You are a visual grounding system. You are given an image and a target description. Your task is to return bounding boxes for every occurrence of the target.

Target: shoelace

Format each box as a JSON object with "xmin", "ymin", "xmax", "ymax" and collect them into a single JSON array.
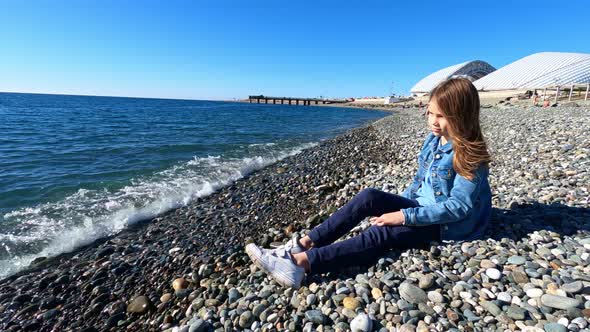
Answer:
[{"xmin": 277, "ymin": 238, "xmax": 296, "ymax": 252}]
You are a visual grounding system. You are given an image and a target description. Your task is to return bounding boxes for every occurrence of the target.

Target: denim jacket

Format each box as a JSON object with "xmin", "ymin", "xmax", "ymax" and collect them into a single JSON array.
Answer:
[{"xmin": 401, "ymin": 133, "xmax": 492, "ymax": 241}]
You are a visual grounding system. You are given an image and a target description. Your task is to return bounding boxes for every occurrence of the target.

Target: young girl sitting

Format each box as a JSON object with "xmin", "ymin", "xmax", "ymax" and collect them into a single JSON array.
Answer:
[{"xmin": 246, "ymin": 78, "xmax": 492, "ymax": 289}]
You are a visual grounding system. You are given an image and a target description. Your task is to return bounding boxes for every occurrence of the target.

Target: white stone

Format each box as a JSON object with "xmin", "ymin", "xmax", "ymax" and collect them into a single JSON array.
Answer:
[
  {"xmin": 526, "ymin": 288, "xmax": 544, "ymax": 298},
  {"xmin": 515, "ymin": 321, "xmax": 526, "ymax": 330},
  {"xmin": 558, "ymin": 317, "xmax": 569, "ymax": 326},
  {"xmin": 551, "ymin": 248, "xmax": 565, "ymax": 256},
  {"xmin": 350, "ymin": 313, "xmax": 372, "ymax": 332},
  {"xmin": 486, "ymin": 268, "xmax": 502, "ymax": 280},
  {"xmin": 497, "ymin": 292, "xmax": 512, "ymax": 303},
  {"xmin": 482, "ymin": 288, "xmax": 495, "ymax": 299},
  {"xmin": 459, "ymin": 291, "xmax": 473, "ymax": 299},
  {"xmin": 572, "ymin": 317, "xmax": 588, "ymax": 328},
  {"xmin": 512, "ymin": 296, "xmax": 522, "ymax": 305}
]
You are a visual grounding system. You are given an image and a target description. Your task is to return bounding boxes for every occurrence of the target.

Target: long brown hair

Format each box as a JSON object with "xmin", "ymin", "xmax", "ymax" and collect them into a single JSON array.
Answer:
[{"xmin": 430, "ymin": 78, "xmax": 491, "ymax": 180}]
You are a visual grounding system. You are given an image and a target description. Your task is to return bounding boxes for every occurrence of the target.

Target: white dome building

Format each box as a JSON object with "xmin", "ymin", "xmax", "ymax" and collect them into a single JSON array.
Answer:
[
  {"xmin": 410, "ymin": 60, "xmax": 496, "ymax": 96},
  {"xmin": 473, "ymin": 52, "xmax": 590, "ymax": 91}
]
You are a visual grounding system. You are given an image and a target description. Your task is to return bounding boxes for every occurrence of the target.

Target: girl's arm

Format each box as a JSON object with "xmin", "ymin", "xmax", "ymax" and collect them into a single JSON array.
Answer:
[
  {"xmin": 400, "ymin": 166, "xmax": 488, "ymax": 226},
  {"xmin": 401, "ymin": 133, "xmax": 436, "ymax": 199}
]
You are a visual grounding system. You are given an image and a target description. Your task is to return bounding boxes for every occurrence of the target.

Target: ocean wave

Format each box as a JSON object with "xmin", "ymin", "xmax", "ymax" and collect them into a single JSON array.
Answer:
[{"xmin": 0, "ymin": 142, "xmax": 316, "ymax": 279}]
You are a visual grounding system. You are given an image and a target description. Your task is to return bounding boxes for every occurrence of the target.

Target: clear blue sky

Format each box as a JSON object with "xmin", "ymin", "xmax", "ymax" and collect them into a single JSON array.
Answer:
[{"xmin": 1, "ymin": 1, "xmax": 588, "ymax": 100}]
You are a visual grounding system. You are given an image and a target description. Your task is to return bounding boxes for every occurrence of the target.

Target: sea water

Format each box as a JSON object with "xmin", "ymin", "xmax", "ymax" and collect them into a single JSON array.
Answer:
[{"xmin": 0, "ymin": 92, "xmax": 387, "ymax": 278}]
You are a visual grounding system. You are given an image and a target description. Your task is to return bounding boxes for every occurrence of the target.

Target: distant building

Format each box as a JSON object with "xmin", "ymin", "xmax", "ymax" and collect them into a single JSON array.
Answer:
[
  {"xmin": 473, "ymin": 52, "xmax": 590, "ymax": 90},
  {"xmin": 410, "ymin": 60, "xmax": 496, "ymax": 96}
]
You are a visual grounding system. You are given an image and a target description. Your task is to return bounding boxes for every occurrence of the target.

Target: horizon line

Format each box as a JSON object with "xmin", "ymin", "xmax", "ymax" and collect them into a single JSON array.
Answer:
[{"xmin": 0, "ymin": 90, "xmax": 238, "ymax": 103}]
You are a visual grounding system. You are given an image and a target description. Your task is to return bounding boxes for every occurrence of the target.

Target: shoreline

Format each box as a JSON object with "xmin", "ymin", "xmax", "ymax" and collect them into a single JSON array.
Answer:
[{"xmin": 1, "ymin": 105, "xmax": 589, "ymax": 331}]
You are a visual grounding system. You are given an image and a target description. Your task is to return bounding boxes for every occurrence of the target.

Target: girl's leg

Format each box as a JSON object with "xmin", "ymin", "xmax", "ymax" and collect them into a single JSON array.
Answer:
[
  {"xmin": 306, "ymin": 188, "xmax": 418, "ymax": 248},
  {"xmin": 301, "ymin": 224, "xmax": 440, "ymax": 274}
]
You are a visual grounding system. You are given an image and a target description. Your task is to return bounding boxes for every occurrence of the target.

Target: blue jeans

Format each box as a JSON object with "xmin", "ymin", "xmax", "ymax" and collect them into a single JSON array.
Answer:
[{"xmin": 306, "ymin": 188, "xmax": 440, "ymax": 274}]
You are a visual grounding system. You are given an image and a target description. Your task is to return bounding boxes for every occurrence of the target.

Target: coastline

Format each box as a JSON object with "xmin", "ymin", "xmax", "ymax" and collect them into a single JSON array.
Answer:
[{"xmin": 1, "ymin": 104, "xmax": 589, "ymax": 331}]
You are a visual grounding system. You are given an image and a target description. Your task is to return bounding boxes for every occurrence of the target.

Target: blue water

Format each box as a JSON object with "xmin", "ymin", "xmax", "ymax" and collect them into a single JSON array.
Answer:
[{"xmin": 0, "ymin": 92, "xmax": 387, "ymax": 278}]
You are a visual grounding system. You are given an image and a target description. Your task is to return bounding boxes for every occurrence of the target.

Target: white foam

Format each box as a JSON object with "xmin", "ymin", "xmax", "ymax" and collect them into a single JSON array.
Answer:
[{"xmin": 0, "ymin": 142, "xmax": 316, "ymax": 279}]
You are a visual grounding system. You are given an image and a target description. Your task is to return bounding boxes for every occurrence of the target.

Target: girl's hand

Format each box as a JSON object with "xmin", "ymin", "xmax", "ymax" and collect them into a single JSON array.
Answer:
[{"xmin": 370, "ymin": 211, "xmax": 405, "ymax": 226}]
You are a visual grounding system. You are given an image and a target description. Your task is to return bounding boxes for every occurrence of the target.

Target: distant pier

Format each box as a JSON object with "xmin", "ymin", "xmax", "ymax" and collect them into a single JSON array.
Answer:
[{"xmin": 248, "ymin": 95, "xmax": 349, "ymax": 106}]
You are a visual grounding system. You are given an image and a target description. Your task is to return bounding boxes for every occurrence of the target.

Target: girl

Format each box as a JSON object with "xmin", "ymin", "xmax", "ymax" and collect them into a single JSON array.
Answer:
[{"xmin": 246, "ymin": 78, "xmax": 492, "ymax": 289}]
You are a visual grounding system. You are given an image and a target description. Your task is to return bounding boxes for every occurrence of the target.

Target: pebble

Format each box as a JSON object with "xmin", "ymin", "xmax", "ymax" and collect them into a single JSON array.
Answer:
[
  {"xmin": 544, "ymin": 323, "xmax": 567, "ymax": 332},
  {"xmin": 540, "ymin": 294, "xmax": 582, "ymax": 310},
  {"xmin": 526, "ymin": 288, "xmax": 544, "ymax": 298},
  {"xmin": 507, "ymin": 255, "xmax": 526, "ymax": 265},
  {"xmin": 562, "ymin": 281, "xmax": 584, "ymax": 294},
  {"xmin": 427, "ymin": 291, "xmax": 444, "ymax": 303},
  {"xmin": 418, "ymin": 274, "xmax": 435, "ymax": 289},
  {"xmin": 399, "ymin": 283, "xmax": 427, "ymax": 304},
  {"xmin": 350, "ymin": 313, "xmax": 372, "ymax": 332},
  {"xmin": 486, "ymin": 268, "xmax": 502, "ymax": 280},
  {"xmin": 304, "ymin": 310, "xmax": 326, "ymax": 325},
  {"xmin": 239, "ymin": 311, "xmax": 253, "ymax": 328},
  {"xmin": 343, "ymin": 297, "xmax": 360, "ymax": 310},
  {"xmin": 172, "ymin": 278, "xmax": 188, "ymax": 291},
  {"xmin": 481, "ymin": 300, "xmax": 502, "ymax": 317},
  {"xmin": 507, "ymin": 305, "xmax": 526, "ymax": 320},
  {"xmin": 127, "ymin": 296, "xmax": 152, "ymax": 314},
  {"xmin": 497, "ymin": 292, "xmax": 512, "ymax": 303}
]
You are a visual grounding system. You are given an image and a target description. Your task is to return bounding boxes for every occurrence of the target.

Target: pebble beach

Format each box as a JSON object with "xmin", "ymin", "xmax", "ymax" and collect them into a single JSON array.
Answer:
[{"xmin": 1, "ymin": 102, "xmax": 589, "ymax": 332}]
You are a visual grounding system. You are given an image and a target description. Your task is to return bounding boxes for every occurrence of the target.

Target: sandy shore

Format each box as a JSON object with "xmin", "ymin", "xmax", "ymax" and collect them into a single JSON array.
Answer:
[{"xmin": 1, "ymin": 103, "xmax": 589, "ymax": 331}]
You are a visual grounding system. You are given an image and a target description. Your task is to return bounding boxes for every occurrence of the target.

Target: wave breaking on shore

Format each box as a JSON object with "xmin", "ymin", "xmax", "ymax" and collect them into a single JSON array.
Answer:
[{"xmin": 0, "ymin": 142, "xmax": 317, "ymax": 279}]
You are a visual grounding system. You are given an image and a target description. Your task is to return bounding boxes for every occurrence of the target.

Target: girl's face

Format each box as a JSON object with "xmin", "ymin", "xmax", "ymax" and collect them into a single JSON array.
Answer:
[{"xmin": 427, "ymin": 99, "xmax": 450, "ymax": 141}]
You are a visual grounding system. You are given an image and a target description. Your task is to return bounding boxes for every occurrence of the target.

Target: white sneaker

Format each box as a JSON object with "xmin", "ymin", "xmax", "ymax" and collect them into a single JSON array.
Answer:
[
  {"xmin": 272, "ymin": 236, "xmax": 306, "ymax": 254},
  {"xmin": 245, "ymin": 243, "xmax": 305, "ymax": 289}
]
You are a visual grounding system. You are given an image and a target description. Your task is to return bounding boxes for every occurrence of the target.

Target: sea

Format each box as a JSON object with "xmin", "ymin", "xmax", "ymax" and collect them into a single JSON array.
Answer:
[{"xmin": 0, "ymin": 92, "xmax": 387, "ymax": 279}]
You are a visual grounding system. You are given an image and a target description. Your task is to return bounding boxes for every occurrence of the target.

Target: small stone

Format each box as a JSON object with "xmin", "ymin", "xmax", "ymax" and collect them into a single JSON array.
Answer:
[
  {"xmin": 306, "ymin": 293, "xmax": 317, "ymax": 306},
  {"xmin": 239, "ymin": 311, "xmax": 254, "ymax": 328},
  {"xmin": 544, "ymin": 322, "xmax": 567, "ymax": 332},
  {"xmin": 41, "ymin": 309, "xmax": 59, "ymax": 321},
  {"xmin": 371, "ymin": 288, "xmax": 383, "ymax": 300},
  {"xmin": 512, "ymin": 271, "xmax": 529, "ymax": 284},
  {"xmin": 418, "ymin": 274, "xmax": 435, "ymax": 289},
  {"xmin": 497, "ymin": 292, "xmax": 512, "ymax": 303},
  {"xmin": 572, "ymin": 317, "xmax": 587, "ymax": 329},
  {"xmin": 127, "ymin": 296, "xmax": 152, "ymax": 314},
  {"xmin": 399, "ymin": 282, "xmax": 427, "ymax": 304},
  {"xmin": 446, "ymin": 309, "xmax": 459, "ymax": 321},
  {"xmin": 336, "ymin": 287, "xmax": 350, "ymax": 295},
  {"xmin": 228, "ymin": 288, "xmax": 241, "ymax": 304},
  {"xmin": 427, "ymin": 291, "xmax": 444, "ymax": 303},
  {"xmin": 350, "ymin": 313, "xmax": 372, "ymax": 332},
  {"xmin": 399, "ymin": 324, "xmax": 416, "ymax": 332},
  {"xmin": 252, "ymin": 303, "xmax": 267, "ymax": 318},
  {"xmin": 160, "ymin": 293, "xmax": 172, "ymax": 303},
  {"xmin": 189, "ymin": 319, "xmax": 208, "ymax": 332},
  {"xmin": 309, "ymin": 283, "xmax": 319, "ymax": 293},
  {"xmin": 481, "ymin": 300, "xmax": 502, "ymax": 316},
  {"xmin": 486, "ymin": 268, "xmax": 502, "ymax": 280},
  {"xmin": 562, "ymin": 281, "xmax": 583, "ymax": 294},
  {"xmin": 172, "ymin": 278, "xmax": 188, "ymax": 291},
  {"xmin": 343, "ymin": 297, "xmax": 360, "ymax": 310},
  {"xmin": 480, "ymin": 260, "xmax": 496, "ymax": 269},
  {"xmin": 507, "ymin": 256, "xmax": 526, "ymax": 265},
  {"xmin": 540, "ymin": 294, "xmax": 581, "ymax": 310},
  {"xmin": 305, "ymin": 310, "xmax": 326, "ymax": 325},
  {"xmin": 526, "ymin": 288, "xmax": 544, "ymax": 298},
  {"xmin": 507, "ymin": 306, "xmax": 526, "ymax": 320}
]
